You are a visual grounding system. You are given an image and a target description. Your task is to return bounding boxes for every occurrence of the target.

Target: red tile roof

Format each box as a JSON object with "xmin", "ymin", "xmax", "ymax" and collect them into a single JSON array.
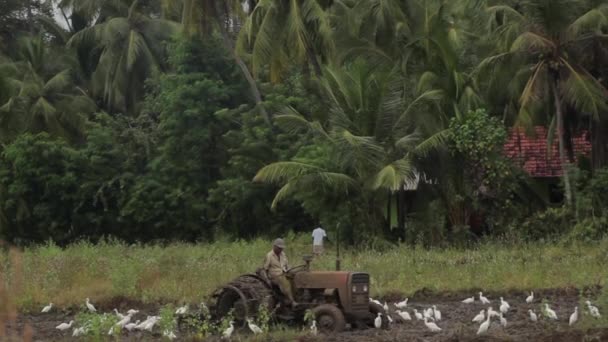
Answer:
[{"xmin": 503, "ymin": 126, "xmax": 591, "ymax": 178}]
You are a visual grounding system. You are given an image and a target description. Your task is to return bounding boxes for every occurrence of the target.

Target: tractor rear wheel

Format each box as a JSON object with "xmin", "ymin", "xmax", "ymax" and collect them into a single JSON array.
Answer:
[{"xmin": 311, "ymin": 304, "xmax": 346, "ymax": 333}]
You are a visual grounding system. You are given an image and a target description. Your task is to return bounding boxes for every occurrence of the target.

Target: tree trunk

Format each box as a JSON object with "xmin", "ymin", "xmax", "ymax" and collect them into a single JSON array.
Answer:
[
  {"xmin": 386, "ymin": 192, "xmax": 392, "ymax": 231},
  {"xmin": 306, "ymin": 47, "xmax": 323, "ymax": 78},
  {"xmin": 213, "ymin": 2, "xmax": 272, "ymax": 127},
  {"xmin": 398, "ymin": 187, "xmax": 405, "ymax": 231},
  {"xmin": 550, "ymin": 77, "xmax": 573, "ymax": 207}
]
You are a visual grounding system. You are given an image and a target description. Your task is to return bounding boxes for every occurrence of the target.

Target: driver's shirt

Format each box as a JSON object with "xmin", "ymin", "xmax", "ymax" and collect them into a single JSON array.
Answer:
[{"xmin": 263, "ymin": 250, "xmax": 289, "ymax": 279}]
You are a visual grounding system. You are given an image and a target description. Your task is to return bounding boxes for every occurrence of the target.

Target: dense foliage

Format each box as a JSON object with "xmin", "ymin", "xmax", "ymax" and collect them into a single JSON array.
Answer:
[{"xmin": 0, "ymin": 0, "xmax": 607, "ymax": 246}]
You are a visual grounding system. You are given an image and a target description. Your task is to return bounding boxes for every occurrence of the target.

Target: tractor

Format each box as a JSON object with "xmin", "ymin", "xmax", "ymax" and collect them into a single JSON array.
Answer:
[{"xmin": 208, "ymin": 255, "xmax": 385, "ymax": 332}]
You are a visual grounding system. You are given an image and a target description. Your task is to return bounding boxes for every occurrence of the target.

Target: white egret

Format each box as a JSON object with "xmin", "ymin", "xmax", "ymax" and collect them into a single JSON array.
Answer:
[
  {"xmin": 529, "ymin": 310, "xmax": 538, "ymax": 322},
  {"xmin": 396, "ymin": 310, "xmax": 412, "ymax": 321},
  {"xmin": 586, "ymin": 301, "xmax": 601, "ymax": 318},
  {"xmin": 125, "ymin": 320, "xmax": 140, "ymax": 331},
  {"xmin": 134, "ymin": 317, "xmax": 149, "ymax": 330},
  {"xmin": 41, "ymin": 303, "xmax": 53, "ymax": 313},
  {"xmin": 175, "ymin": 304, "xmax": 189, "ymax": 315},
  {"xmin": 163, "ymin": 330, "xmax": 177, "ymax": 340},
  {"xmin": 500, "ymin": 297, "xmax": 511, "ymax": 309},
  {"xmin": 72, "ymin": 327, "xmax": 85, "ymax": 336},
  {"xmin": 85, "ymin": 298, "xmax": 96, "ymax": 312},
  {"xmin": 462, "ymin": 297, "xmax": 475, "ymax": 304},
  {"xmin": 247, "ymin": 318, "xmax": 263, "ymax": 334},
  {"xmin": 472, "ymin": 310, "xmax": 485, "ymax": 323},
  {"xmin": 479, "ymin": 292, "xmax": 491, "ymax": 304},
  {"xmin": 433, "ymin": 305, "xmax": 442, "ymax": 321},
  {"xmin": 499, "ymin": 313, "xmax": 507, "ymax": 327},
  {"xmin": 395, "ymin": 298, "xmax": 408, "ymax": 309},
  {"xmin": 114, "ymin": 309, "xmax": 125, "ymax": 319},
  {"xmin": 423, "ymin": 308, "xmax": 434, "ymax": 319},
  {"xmin": 500, "ymin": 302, "xmax": 509, "ymax": 314},
  {"xmin": 488, "ymin": 307, "xmax": 500, "ymax": 318},
  {"xmin": 116, "ymin": 313, "xmax": 132, "ymax": 328},
  {"xmin": 526, "ymin": 292, "xmax": 534, "ymax": 304},
  {"xmin": 477, "ymin": 314, "xmax": 491, "ymax": 335},
  {"xmin": 310, "ymin": 320, "xmax": 317, "ymax": 336},
  {"xmin": 414, "ymin": 309, "xmax": 423, "ymax": 320},
  {"xmin": 387, "ymin": 314, "xmax": 393, "ymax": 324},
  {"xmin": 127, "ymin": 309, "xmax": 139, "ymax": 315},
  {"xmin": 369, "ymin": 298, "xmax": 382, "ymax": 307},
  {"xmin": 56, "ymin": 320, "xmax": 74, "ymax": 331},
  {"xmin": 374, "ymin": 313, "xmax": 382, "ymax": 329},
  {"xmin": 569, "ymin": 307, "xmax": 578, "ymax": 326},
  {"xmin": 424, "ymin": 317, "xmax": 441, "ymax": 332},
  {"xmin": 144, "ymin": 316, "xmax": 160, "ymax": 331},
  {"xmin": 544, "ymin": 304, "xmax": 558, "ymax": 320},
  {"xmin": 383, "ymin": 302, "xmax": 389, "ymax": 312},
  {"xmin": 222, "ymin": 321, "xmax": 235, "ymax": 339}
]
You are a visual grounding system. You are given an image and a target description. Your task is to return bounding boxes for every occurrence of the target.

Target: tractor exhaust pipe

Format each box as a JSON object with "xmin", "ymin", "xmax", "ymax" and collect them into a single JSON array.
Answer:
[{"xmin": 336, "ymin": 223, "xmax": 341, "ymax": 271}]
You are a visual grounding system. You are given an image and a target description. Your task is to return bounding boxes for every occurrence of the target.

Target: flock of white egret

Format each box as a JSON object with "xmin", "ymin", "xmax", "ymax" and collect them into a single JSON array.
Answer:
[
  {"xmin": 369, "ymin": 291, "xmax": 603, "ymax": 336},
  {"xmin": 43, "ymin": 299, "xmax": 193, "ymax": 339},
  {"xmin": 43, "ymin": 291, "xmax": 602, "ymax": 338}
]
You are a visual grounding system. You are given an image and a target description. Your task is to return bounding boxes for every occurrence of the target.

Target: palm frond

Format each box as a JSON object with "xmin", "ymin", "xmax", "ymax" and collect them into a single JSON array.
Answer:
[
  {"xmin": 371, "ymin": 158, "xmax": 416, "ymax": 191},
  {"xmin": 270, "ymin": 171, "xmax": 356, "ymax": 208},
  {"xmin": 253, "ymin": 161, "xmax": 322, "ymax": 184},
  {"xmin": 560, "ymin": 58, "xmax": 608, "ymax": 121},
  {"xmin": 510, "ymin": 32, "xmax": 555, "ymax": 53},
  {"xmin": 567, "ymin": 5, "xmax": 608, "ymax": 39},
  {"xmin": 393, "ymin": 89, "xmax": 445, "ymax": 132},
  {"xmin": 43, "ymin": 70, "xmax": 72, "ymax": 95},
  {"xmin": 413, "ymin": 129, "xmax": 450, "ymax": 157},
  {"xmin": 274, "ymin": 107, "xmax": 331, "ymax": 139},
  {"xmin": 518, "ymin": 61, "xmax": 545, "ymax": 110},
  {"xmin": 126, "ymin": 31, "xmax": 154, "ymax": 72}
]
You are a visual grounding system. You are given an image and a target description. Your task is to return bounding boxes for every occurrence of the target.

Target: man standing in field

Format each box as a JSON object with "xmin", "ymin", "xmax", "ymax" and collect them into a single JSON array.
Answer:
[
  {"xmin": 312, "ymin": 225, "xmax": 327, "ymax": 256},
  {"xmin": 263, "ymin": 238, "xmax": 297, "ymax": 308}
]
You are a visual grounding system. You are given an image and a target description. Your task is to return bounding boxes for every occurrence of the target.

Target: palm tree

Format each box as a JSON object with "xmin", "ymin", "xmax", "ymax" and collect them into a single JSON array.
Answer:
[
  {"xmin": 67, "ymin": 0, "xmax": 178, "ymax": 114},
  {"xmin": 236, "ymin": 0, "xmax": 334, "ymax": 81},
  {"xmin": 479, "ymin": 0, "xmax": 608, "ymax": 206},
  {"xmin": 254, "ymin": 60, "xmax": 421, "ymax": 237},
  {"xmin": 0, "ymin": 35, "xmax": 96, "ymax": 143}
]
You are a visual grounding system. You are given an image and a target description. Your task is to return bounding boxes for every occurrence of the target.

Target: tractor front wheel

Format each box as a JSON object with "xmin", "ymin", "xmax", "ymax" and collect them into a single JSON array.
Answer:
[{"xmin": 311, "ymin": 304, "xmax": 346, "ymax": 333}]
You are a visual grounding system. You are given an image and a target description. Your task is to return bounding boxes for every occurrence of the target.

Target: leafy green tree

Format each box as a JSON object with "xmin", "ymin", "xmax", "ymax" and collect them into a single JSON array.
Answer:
[
  {"xmin": 480, "ymin": 0, "xmax": 608, "ymax": 206},
  {"xmin": 0, "ymin": 133, "xmax": 86, "ymax": 244},
  {"xmin": 209, "ymin": 73, "xmax": 317, "ymax": 238},
  {"xmin": 134, "ymin": 35, "xmax": 249, "ymax": 240}
]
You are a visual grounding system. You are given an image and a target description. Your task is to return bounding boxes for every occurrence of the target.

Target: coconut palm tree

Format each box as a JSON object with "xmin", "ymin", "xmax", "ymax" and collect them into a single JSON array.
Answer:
[
  {"xmin": 0, "ymin": 35, "xmax": 96, "ymax": 143},
  {"xmin": 67, "ymin": 0, "xmax": 178, "ymax": 114},
  {"xmin": 254, "ymin": 60, "xmax": 423, "ymax": 236},
  {"xmin": 236, "ymin": 0, "xmax": 334, "ymax": 81},
  {"xmin": 479, "ymin": 0, "xmax": 608, "ymax": 206}
]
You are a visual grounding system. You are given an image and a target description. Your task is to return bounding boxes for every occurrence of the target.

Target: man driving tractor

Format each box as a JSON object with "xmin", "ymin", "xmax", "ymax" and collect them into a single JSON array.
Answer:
[{"xmin": 263, "ymin": 238, "xmax": 298, "ymax": 308}]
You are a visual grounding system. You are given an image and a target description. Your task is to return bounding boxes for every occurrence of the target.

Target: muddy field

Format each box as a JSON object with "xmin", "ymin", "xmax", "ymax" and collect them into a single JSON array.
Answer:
[{"xmin": 4, "ymin": 288, "xmax": 607, "ymax": 341}]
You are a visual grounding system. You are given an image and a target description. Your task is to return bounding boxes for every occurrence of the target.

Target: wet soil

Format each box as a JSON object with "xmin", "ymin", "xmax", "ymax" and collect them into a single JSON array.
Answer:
[{"xmin": 4, "ymin": 289, "xmax": 607, "ymax": 341}]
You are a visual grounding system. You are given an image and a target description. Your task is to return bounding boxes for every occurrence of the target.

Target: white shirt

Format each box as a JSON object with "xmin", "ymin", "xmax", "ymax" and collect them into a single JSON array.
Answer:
[{"xmin": 312, "ymin": 227, "xmax": 327, "ymax": 246}]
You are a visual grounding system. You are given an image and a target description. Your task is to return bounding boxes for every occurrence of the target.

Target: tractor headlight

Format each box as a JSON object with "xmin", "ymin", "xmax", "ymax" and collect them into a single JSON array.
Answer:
[
  {"xmin": 363, "ymin": 285, "xmax": 368, "ymax": 292},
  {"xmin": 352, "ymin": 285, "xmax": 357, "ymax": 292}
]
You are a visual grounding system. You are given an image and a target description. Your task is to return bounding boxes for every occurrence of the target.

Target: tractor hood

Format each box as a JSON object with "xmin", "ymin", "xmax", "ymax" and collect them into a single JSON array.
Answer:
[{"xmin": 293, "ymin": 271, "xmax": 352, "ymax": 288}]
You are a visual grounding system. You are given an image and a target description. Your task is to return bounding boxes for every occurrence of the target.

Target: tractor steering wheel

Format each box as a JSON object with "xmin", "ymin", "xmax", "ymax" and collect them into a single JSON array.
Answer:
[{"xmin": 286, "ymin": 264, "xmax": 308, "ymax": 275}]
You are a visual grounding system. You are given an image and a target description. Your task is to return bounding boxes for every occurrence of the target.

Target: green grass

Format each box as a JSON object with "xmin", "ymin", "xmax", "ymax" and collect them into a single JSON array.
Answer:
[{"xmin": 2, "ymin": 235, "xmax": 608, "ymax": 312}]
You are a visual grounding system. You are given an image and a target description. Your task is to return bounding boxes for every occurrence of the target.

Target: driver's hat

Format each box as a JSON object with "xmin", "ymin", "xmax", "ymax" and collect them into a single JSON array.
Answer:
[{"xmin": 273, "ymin": 238, "xmax": 286, "ymax": 249}]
